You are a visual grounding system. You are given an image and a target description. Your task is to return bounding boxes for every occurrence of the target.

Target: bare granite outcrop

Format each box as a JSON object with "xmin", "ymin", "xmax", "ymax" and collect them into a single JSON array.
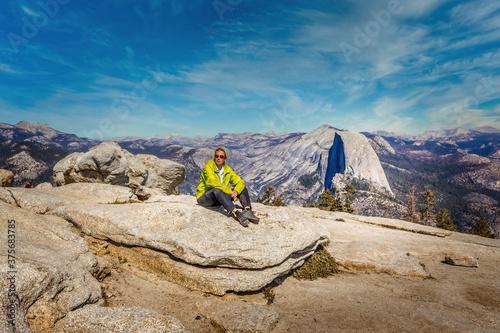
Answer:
[
  {"xmin": 2, "ymin": 183, "xmax": 499, "ymax": 332},
  {"xmin": 53, "ymin": 141, "xmax": 185, "ymax": 199},
  {"xmin": 53, "ymin": 305, "xmax": 190, "ymax": 333},
  {"xmin": 0, "ymin": 201, "xmax": 104, "ymax": 332},
  {"xmin": 0, "ymin": 183, "xmax": 329, "ymax": 330},
  {"xmin": 0, "ymin": 169, "xmax": 14, "ymax": 187},
  {"xmin": 0, "ymin": 189, "xmax": 190, "ymax": 333}
]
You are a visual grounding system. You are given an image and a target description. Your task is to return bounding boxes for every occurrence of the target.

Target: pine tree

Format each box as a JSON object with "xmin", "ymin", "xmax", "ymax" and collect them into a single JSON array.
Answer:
[
  {"xmin": 271, "ymin": 195, "xmax": 286, "ymax": 206},
  {"xmin": 257, "ymin": 185, "xmax": 274, "ymax": 205},
  {"xmin": 435, "ymin": 207, "xmax": 456, "ymax": 231},
  {"xmin": 302, "ymin": 202, "xmax": 307, "ymax": 207},
  {"xmin": 308, "ymin": 200, "xmax": 316, "ymax": 208},
  {"xmin": 257, "ymin": 185, "xmax": 286, "ymax": 206},
  {"xmin": 469, "ymin": 217, "xmax": 497, "ymax": 239},
  {"xmin": 419, "ymin": 187, "xmax": 437, "ymax": 226},
  {"xmin": 342, "ymin": 184, "xmax": 357, "ymax": 214},
  {"xmin": 343, "ymin": 184, "xmax": 357, "ymax": 200},
  {"xmin": 330, "ymin": 186, "xmax": 344, "ymax": 212},
  {"xmin": 318, "ymin": 189, "xmax": 334, "ymax": 211},
  {"xmin": 404, "ymin": 186, "xmax": 419, "ymax": 223}
]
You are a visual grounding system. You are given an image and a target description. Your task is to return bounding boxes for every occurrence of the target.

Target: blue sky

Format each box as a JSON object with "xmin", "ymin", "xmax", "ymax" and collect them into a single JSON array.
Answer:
[{"xmin": 1, "ymin": 0, "xmax": 500, "ymax": 139}]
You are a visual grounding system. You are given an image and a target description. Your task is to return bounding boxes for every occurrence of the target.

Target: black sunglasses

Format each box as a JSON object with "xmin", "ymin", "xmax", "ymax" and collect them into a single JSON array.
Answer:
[{"xmin": 215, "ymin": 154, "xmax": 225, "ymax": 159}]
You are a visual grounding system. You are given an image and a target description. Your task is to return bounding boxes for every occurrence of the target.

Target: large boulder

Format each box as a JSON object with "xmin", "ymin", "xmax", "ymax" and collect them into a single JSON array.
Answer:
[
  {"xmin": 85, "ymin": 233, "xmax": 313, "ymax": 296},
  {"xmin": 53, "ymin": 141, "xmax": 185, "ymax": 197},
  {"xmin": 328, "ymin": 241, "xmax": 428, "ymax": 277},
  {"xmin": 44, "ymin": 193, "xmax": 329, "ymax": 295},
  {"xmin": 0, "ymin": 183, "xmax": 330, "ymax": 296},
  {"xmin": 195, "ymin": 299, "xmax": 278, "ymax": 333},
  {"xmin": 0, "ymin": 201, "xmax": 103, "ymax": 332},
  {"xmin": 0, "ymin": 169, "xmax": 14, "ymax": 187},
  {"xmin": 53, "ymin": 305, "xmax": 189, "ymax": 333},
  {"xmin": 0, "ymin": 275, "xmax": 32, "ymax": 333},
  {"xmin": 48, "ymin": 195, "xmax": 329, "ymax": 269},
  {"xmin": 0, "ymin": 197, "xmax": 190, "ymax": 332},
  {"xmin": 0, "ymin": 183, "xmax": 138, "ymax": 214},
  {"xmin": 135, "ymin": 154, "xmax": 187, "ymax": 194},
  {"xmin": 34, "ymin": 182, "xmax": 53, "ymax": 189}
]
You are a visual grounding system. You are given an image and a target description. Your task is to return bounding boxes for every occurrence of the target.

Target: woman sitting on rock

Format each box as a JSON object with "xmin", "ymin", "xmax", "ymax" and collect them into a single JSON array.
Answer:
[{"xmin": 196, "ymin": 147, "xmax": 259, "ymax": 227}]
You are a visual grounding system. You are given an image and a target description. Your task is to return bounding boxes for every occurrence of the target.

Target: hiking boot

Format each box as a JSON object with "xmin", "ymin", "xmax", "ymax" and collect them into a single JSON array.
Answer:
[
  {"xmin": 234, "ymin": 210, "xmax": 249, "ymax": 227},
  {"xmin": 243, "ymin": 209, "xmax": 260, "ymax": 223}
]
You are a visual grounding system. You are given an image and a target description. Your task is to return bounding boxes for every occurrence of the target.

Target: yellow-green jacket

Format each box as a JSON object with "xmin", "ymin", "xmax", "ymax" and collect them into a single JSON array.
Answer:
[{"xmin": 196, "ymin": 159, "xmax": 245, "ymax": 199}]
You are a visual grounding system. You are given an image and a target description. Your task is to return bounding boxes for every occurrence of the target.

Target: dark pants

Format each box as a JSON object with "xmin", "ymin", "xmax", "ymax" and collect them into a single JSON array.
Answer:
[{"xmin": 197, "ymin": 187, "xmax": 252, "ymax": 213}]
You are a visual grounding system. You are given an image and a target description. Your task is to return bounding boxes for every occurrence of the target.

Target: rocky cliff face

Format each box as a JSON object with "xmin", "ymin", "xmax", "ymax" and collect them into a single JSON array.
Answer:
[
  {"xmin": 0, "ymin": 186, "xmax": 191, "ymax": 332},
  {"xmin": 0, "ymin": 169, "xmax": 14, "ymax": 187},
  {"xmin": 236, "ymin": 125, "xmax": 392, "ymax": 205}
]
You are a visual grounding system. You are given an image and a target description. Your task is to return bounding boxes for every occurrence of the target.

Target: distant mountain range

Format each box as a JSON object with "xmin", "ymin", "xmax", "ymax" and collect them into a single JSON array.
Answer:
[
  {"xmin": 0, "ymin": 139, "xmax": 68, "ymax": 185},
  {"xmin": 1, "ymin": 121, "xmax": 499, "ymax": 236},
  {"xmin": 118, "ymin": 125, "xmax": 393, "ymax": 207},
  {"xmin": 374, "ymin": 126, "xmax": 500, "ymax": 141},
  {"xmin": 364, "ymin": 127, "xmax": 500, "ymax": 236},
  {"xmin": 0, "ymin": 121, "xmax": 99, "ymax": 152},
  {"xmin": 370, "ymin": 127, "xmax": 500, "ymax": 160}
]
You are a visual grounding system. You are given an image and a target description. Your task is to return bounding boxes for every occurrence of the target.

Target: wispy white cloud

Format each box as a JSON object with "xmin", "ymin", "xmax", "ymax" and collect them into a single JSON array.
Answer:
[
  {"xmin": 428, "ymin": 51, "xmax": 500, "ymax": 81},
  {"xmin": 20, "ymin": 4, "xmax": 41, "ymax": 18},
  {"xmin": 369, "ymin": 27, "xmax": 435, "ymax": 79},
  {"xmin": 158, "ymin": 0, "xmax": 500, "ymax": 134},
  {"xmin": 0, "ymin": 63, "xmax": 16, "ymax": 74},
  {"xmin": 373, "ymin": 96, "xmax": 417, "ymax": 117},
  {"xmin": 399, "ymin": 0, "xmax": 452, "ymax": 18},
  {"xmin": 445, "ymin": 28, "xmax": 500, "ymax": 51},
  {"xmin": 1, "ymin": 0, "xmax": 499, "ymax": 137},
  {"xmin": 450, "ymin": 0, "xmax": 500, "ymax": 27},
  {"xmin": 320, "ymin": 103, "xmax": 336, "ymax": 113},
  {"xmin": 420, "ymin": 73, "xmax": 500, "ymax": 130},
  {"xmin": 428, "ymin": 107, "xmax": 491, "ymax": 130}
]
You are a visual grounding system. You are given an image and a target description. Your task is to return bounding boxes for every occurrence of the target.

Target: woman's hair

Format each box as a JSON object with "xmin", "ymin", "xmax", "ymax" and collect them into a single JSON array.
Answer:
[{"xmin": 215, "ymin": 147, "xmax": 227, "ymax": 159}]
